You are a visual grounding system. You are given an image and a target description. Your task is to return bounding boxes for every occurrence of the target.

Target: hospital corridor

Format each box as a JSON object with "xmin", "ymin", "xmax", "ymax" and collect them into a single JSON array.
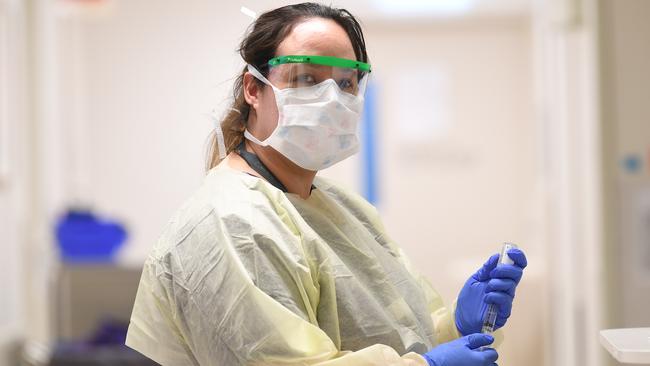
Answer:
[{"xmin": 1, "ymin": 0, "xmax": 649, "ymax": 365}]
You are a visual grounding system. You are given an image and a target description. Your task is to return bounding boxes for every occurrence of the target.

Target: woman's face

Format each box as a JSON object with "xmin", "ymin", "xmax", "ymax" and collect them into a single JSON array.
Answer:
[{"xmin": 245, "ymin": 17, "xmax": 357, "ymax": 142}]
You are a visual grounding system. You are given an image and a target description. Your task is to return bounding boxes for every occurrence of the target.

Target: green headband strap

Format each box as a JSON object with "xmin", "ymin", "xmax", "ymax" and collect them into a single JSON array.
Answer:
[{"xmin": 268, "ymin": 55, "xmax": 372, "ymax": 72}]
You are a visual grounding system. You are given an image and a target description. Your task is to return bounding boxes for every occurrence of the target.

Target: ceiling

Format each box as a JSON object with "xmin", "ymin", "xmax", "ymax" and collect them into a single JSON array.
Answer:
[{"xmin": 241, "ymin": 0, "xmax": 532, "ymax": 21}]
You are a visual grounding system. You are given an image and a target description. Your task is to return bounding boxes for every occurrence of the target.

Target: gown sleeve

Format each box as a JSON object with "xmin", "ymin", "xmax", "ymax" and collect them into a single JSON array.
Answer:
[{"xmin": 126, "ymin": 257, "xmax": 200, "ymax": 365}]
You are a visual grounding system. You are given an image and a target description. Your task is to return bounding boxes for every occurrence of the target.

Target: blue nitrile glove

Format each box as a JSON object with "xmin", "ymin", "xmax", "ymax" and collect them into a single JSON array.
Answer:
[
  {"xmin": 423, "ymin": 333, "xmax": 498, "ymax": 366},
  {"xmin": 455, "ymin": 248, "xmax": 527, "ymax": 335}
]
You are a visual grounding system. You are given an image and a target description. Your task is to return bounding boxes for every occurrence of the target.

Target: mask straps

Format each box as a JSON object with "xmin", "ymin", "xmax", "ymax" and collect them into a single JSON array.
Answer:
[
  {"xmin": 244, "ymin": 64, "xmax": 275, "ymax": 147},
  {"xmin": 246, "ymin": 64, "xmax": 276, "ymax": 90}
]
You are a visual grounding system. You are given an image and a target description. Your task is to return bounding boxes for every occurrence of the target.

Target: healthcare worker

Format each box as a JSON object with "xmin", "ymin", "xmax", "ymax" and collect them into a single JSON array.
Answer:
[{"xmin": 126, "ymin": 3, "xmax": 527, "ymax": 365}]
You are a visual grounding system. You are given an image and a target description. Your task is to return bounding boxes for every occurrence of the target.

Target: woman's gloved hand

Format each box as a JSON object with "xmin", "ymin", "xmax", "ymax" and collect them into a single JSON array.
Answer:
[
  {"xmin": 422, "ymin": 333, "xmax": 498, "ymax": 366},
  {"xmin": 455, "ymin": 248, "xmax": 527, "ymax": 336}
]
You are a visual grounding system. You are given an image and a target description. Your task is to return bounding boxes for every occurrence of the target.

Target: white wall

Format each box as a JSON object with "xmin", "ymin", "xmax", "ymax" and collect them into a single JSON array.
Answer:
[
  {"xmin": 1, "ymin": 4, "xmax": 30, "ymax": 365},
  {"xmin": 533, "ymin": 0, "xmax": 607, "ymax": 364},
  {"xmin": 56, "ymin": 1, "xmax": 253, "ymax": 264},
  {"xmin": 601, "ymin": 0, "xmax": 650, "ymax": 329},
  {"xmin": 0, "ymin": 0, "xmax": 27, "ymax": 360}
]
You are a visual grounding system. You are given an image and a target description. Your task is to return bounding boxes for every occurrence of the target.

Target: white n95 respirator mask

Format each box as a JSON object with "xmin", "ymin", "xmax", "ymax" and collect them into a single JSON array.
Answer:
[{"xmin": 244, "ymin": 56, "xmax": 370, "ymax": 171}]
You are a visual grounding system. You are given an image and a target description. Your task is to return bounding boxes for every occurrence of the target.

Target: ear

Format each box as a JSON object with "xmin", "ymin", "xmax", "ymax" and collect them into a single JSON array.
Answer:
[{"xmin": 243, "ymin": 72, "xmax": 262, "ymax": 111}]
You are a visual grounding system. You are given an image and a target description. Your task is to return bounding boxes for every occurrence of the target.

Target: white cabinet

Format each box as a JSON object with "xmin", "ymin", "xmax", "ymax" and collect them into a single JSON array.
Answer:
[{"xmin": 600, "ymin": 328, "xmax": 650, "ymax": 364}]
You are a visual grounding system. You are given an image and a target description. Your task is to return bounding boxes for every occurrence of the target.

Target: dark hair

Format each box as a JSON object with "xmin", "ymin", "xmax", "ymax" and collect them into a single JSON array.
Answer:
[{"xmin": 206, "ymin": 2, "xmax": 369, "ymax": 170}]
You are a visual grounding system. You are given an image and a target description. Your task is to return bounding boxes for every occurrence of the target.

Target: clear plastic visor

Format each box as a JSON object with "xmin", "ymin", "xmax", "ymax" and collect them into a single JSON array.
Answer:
[{"xmin": 265, "ymin": 62, "xmax": 370, "ymax": 96}]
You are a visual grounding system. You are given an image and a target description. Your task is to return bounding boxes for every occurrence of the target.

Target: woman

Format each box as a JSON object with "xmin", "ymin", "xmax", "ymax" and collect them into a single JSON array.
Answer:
[{"xmin": 126, "ymin": 3, "xmax": 527, "ymax": 365}]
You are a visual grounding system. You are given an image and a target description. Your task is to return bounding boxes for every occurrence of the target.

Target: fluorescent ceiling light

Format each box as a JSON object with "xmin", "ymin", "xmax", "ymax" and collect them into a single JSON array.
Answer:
[{"xmin": 374, "ymin": 0, "xmax": 476, "ymax": 17}]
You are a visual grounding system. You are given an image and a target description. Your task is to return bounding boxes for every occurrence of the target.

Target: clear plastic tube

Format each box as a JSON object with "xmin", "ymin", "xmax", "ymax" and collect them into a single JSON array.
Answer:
[{"xmin": 481, "ymin": 242, "xmax": 518, "ymax": 334}]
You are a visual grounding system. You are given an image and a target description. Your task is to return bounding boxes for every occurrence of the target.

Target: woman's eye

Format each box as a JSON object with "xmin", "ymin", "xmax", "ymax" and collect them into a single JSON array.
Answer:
[
  {"xmin": 338, "ymin": 78, "xmax": 354, "ymax": 92},
  {"xmin": 295, "ymin": 74, "xmax": 316, "ymax": 86}
]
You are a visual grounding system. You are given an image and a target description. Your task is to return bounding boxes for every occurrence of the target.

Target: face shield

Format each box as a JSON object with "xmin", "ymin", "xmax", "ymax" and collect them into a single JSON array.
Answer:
[{"xmin": 262, "ymin": 55, "xmax": 371, "ymax": 97}]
